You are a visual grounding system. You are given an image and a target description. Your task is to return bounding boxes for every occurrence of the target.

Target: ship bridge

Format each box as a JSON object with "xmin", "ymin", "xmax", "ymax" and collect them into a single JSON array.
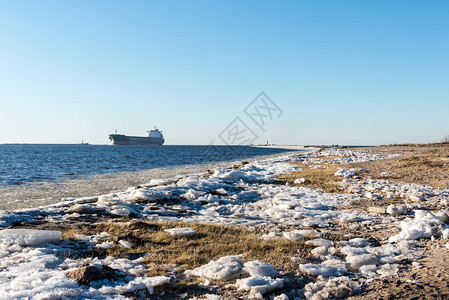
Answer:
[{"xmin": 148, "ymin": 127, "xmax": 163, "ymax": 139}]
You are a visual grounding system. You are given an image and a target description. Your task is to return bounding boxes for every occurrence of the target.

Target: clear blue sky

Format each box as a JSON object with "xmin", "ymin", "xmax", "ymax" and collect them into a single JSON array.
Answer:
[{"xmin": 1, "ymin": 1, "xmax": 448, "ymax": 145}]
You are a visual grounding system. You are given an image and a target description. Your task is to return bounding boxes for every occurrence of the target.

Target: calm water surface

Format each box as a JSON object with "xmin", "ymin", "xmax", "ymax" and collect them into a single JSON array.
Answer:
[{"xmin": 0, "ymin": 144, "xmax": 298, "ymax": 187}]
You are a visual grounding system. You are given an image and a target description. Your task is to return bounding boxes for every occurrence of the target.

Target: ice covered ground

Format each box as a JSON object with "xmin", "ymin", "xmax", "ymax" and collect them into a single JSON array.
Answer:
[{"xmin": 1, "ymin": 148, "xmax": 449, "ymax": 299}]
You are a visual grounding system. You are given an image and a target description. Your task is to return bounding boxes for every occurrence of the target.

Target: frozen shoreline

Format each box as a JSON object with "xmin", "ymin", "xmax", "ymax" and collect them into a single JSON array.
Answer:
[{"xmin": 0, "ymin": 149, "xmax": 308, "ymax": 211}]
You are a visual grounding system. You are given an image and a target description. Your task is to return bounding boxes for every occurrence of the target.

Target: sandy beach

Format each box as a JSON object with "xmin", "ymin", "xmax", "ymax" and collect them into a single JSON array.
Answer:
[{"xmin": 1, "ymin": 145, "xmax": 449, "ymax": 299}]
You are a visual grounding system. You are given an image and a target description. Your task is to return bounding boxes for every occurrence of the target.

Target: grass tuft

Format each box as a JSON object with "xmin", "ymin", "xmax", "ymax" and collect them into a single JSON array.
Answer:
[
  {"xmin": 277, "ymin": 163, "xmax": 345, "ymax": 193},
  {"xmin": 63, "ymin": 220, "xmax": 312, "ymax": 276}
]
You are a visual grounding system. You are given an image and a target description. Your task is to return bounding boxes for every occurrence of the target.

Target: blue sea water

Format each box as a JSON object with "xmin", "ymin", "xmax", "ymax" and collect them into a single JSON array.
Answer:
[{"xmin": 0, "ymin": 144, "xmax": 297, "ymax": 187}]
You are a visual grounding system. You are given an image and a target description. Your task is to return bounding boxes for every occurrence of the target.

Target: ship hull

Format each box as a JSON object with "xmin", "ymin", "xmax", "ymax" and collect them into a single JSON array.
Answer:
[{"xmin": 109, "ymin": 134, "xmax": 164, "ymax": 146}]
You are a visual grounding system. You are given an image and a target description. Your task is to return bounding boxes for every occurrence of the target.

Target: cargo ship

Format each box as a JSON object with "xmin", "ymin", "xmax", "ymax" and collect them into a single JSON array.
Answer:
[{"xmin": 109, "ymin": 128, "xmax": 165, "ymax": 145}]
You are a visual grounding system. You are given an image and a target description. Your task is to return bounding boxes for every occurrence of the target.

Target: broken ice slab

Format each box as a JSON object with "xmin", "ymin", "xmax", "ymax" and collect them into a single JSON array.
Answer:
[
  {"xmin": 164, "ymin": 228, "xmax": 196, "ymax": 237},
  {"xmin": 0, "ymin": 229, "xmax": 62, "ymax": 246}
]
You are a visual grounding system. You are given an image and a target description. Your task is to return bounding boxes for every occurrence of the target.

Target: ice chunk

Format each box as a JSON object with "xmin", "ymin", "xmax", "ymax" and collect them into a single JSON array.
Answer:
[
  {"xmin": 386, "ymin": 204, "xmax": 407, "ymax": 215},
  {"xmin": 340, "ymin": 245, "xmax": 369, "ymax": 257},
  {"xmin": 346, "ymin": 238, "xmax": 370, "ymax": 247},
  {"xmin": 185, "ymin": 255, "xmax": 243, "ymax": 281},
  {"xmin": 235, "ymin": 276, "xmax": 283, "ymax": 297},
  {"xmin": 148, "ymin": 178, "xmax": 173, "ymax": 185},
  {"xmin": 435, "ymin": 211, "xmax": 449, "ymax": 224},
  {"xmin": 311, "ymin": 246, "xmax": 335, "ymax": 257},
  {"xmin": 305, "ymin": 238, "xmax": 334, "ymax": 248},
  {"xmin": 346, "ymin": 253, "xmax": 378, "ymax": 269},
  {"xmin": 164, "ymin": 228, "xmax": 196, "ymax": 237},
  {"xmin": 389, "ymin": 219, "xmax": 440, "ymax": 243},
  {"xmin": 296, "ymin": 229, "xmax": 320, "ymax": 238},
  {"xmin": 206, "ymin": 194, "xmax": 220, "ymax": 203},
  {"xmin": 283, "ymin": 230, "xmax": 304, "ymax": 241},
  {"xmin": 442, "ymin": 227, "xmax": 449, "ymax": 239},
  {"xmin": 334, "ymin": 170, "xmax": 356, "ymax": 178},
  {"xmin": 273, "ymin": 294, "xmax": 289, "ymax": 300},
  {"xmin": 311, "ymin": 164, "xmax": 326, "ymax": 169},
  {"xmin": 199, "ymin": 207, "xmax": 220, "ymax": 217},
  {"xmin": 212, "ymin": 169, "xmax": 246, "ymax": 181},
  {"xmin": 74, "ymin": 234, "xmax": 90, "ymax": 241},
  {"xmin": 177, "ymin": 176, "xmax": 207, "ymax": 188},
  {"xmin": 321, "ymin": 258, "xmax": 348, "ymax": 269},
  {"xmin": 115, "ymin": 276, "xmax": 156, "ymax": 294},
  {"xmin": 128, "ymin": 188, "xmax": 165, "ymax": 202},
  {"xmin": 365, "ymin": 192, "xmax": 382, "ymax": 200},
  {"xmin": 414, "ymin": 210, "xmax": 444, "ymax": 223},
  {"xmin": 214, "ymin": 188, "xmax": 229, "ymax": 195},
  {"xmin": 377, "ymin": 263, "xmax": 399, "ymax": 277},
  {"xmin": 261, "ymin": 232, "xmax": 282, "ymax": 240},
  {"xmin": 110, "ymin": 205, "xmax": 131, "ymax": 216},
  {"xmin": 114, "ymin": 275, "xmax": 171, "ymax": 294},
  {"xmin": 359, "ymin": 264, "xmax": 378, "ymax": 277},
  {"xmin": 299, "ymin": 263, "xmax": 347, "ymax": 277},
  {"xmin": 244, "ymin": 260, "xmax": 278, "ymax": 277},
  {"xmin": 97, "ymin": 193, "xmax": 121, "ymax": 206},
  {"xmin": 410, "ymin": 195, "xmax": 425, "ymax": 202},
  {"xmin": 303, "ymin": 276, "xmax": 357, "ymax": 300},
  {"xmin": 197, "ymin": 194, "xmax": 220, "ymax": 203},
  {"xmin": 294, "ymin": 178, "xmax": 309, "ymax": 184},
  {"xmin": 0, "ymin": 229, "xmax": 62, "ymax": 246},
  {"xmin": 66, "ymin": 203, "xmax": 101, "ymax": 214},
  {"xmin": 182, "ymin": 189, "xmax": 205, "ymax": 200},
  {"xmin": 379, "ymin": 255, "xmax": 396, "ymax": 264},
  {"xmin": 96, "ymin": 241, "xmax": 114, "ymax": 248},
  {"xmin": 118, "ymin": 240, "xmax": 132, "ymax": 248}
]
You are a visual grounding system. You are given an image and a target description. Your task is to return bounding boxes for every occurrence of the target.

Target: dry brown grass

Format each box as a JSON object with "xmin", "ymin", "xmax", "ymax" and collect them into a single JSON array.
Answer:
[
  {"xmin": 63, "ymin": 220, "xmax": 312, "ymax": 277},
  {"xmin": 350, "ymin": 146, "xmax": 449, "ymax": 188},
  {"xmin": 276, "ymin": 146, "xmax": 449, "ymax": 193},
  {"xmin": 277, "ymin": 162, "xmax": 345, "ymax": 193},
  {"xmin": 385, "ymin": 142, "xmax": 449, "ymax": 147}
]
